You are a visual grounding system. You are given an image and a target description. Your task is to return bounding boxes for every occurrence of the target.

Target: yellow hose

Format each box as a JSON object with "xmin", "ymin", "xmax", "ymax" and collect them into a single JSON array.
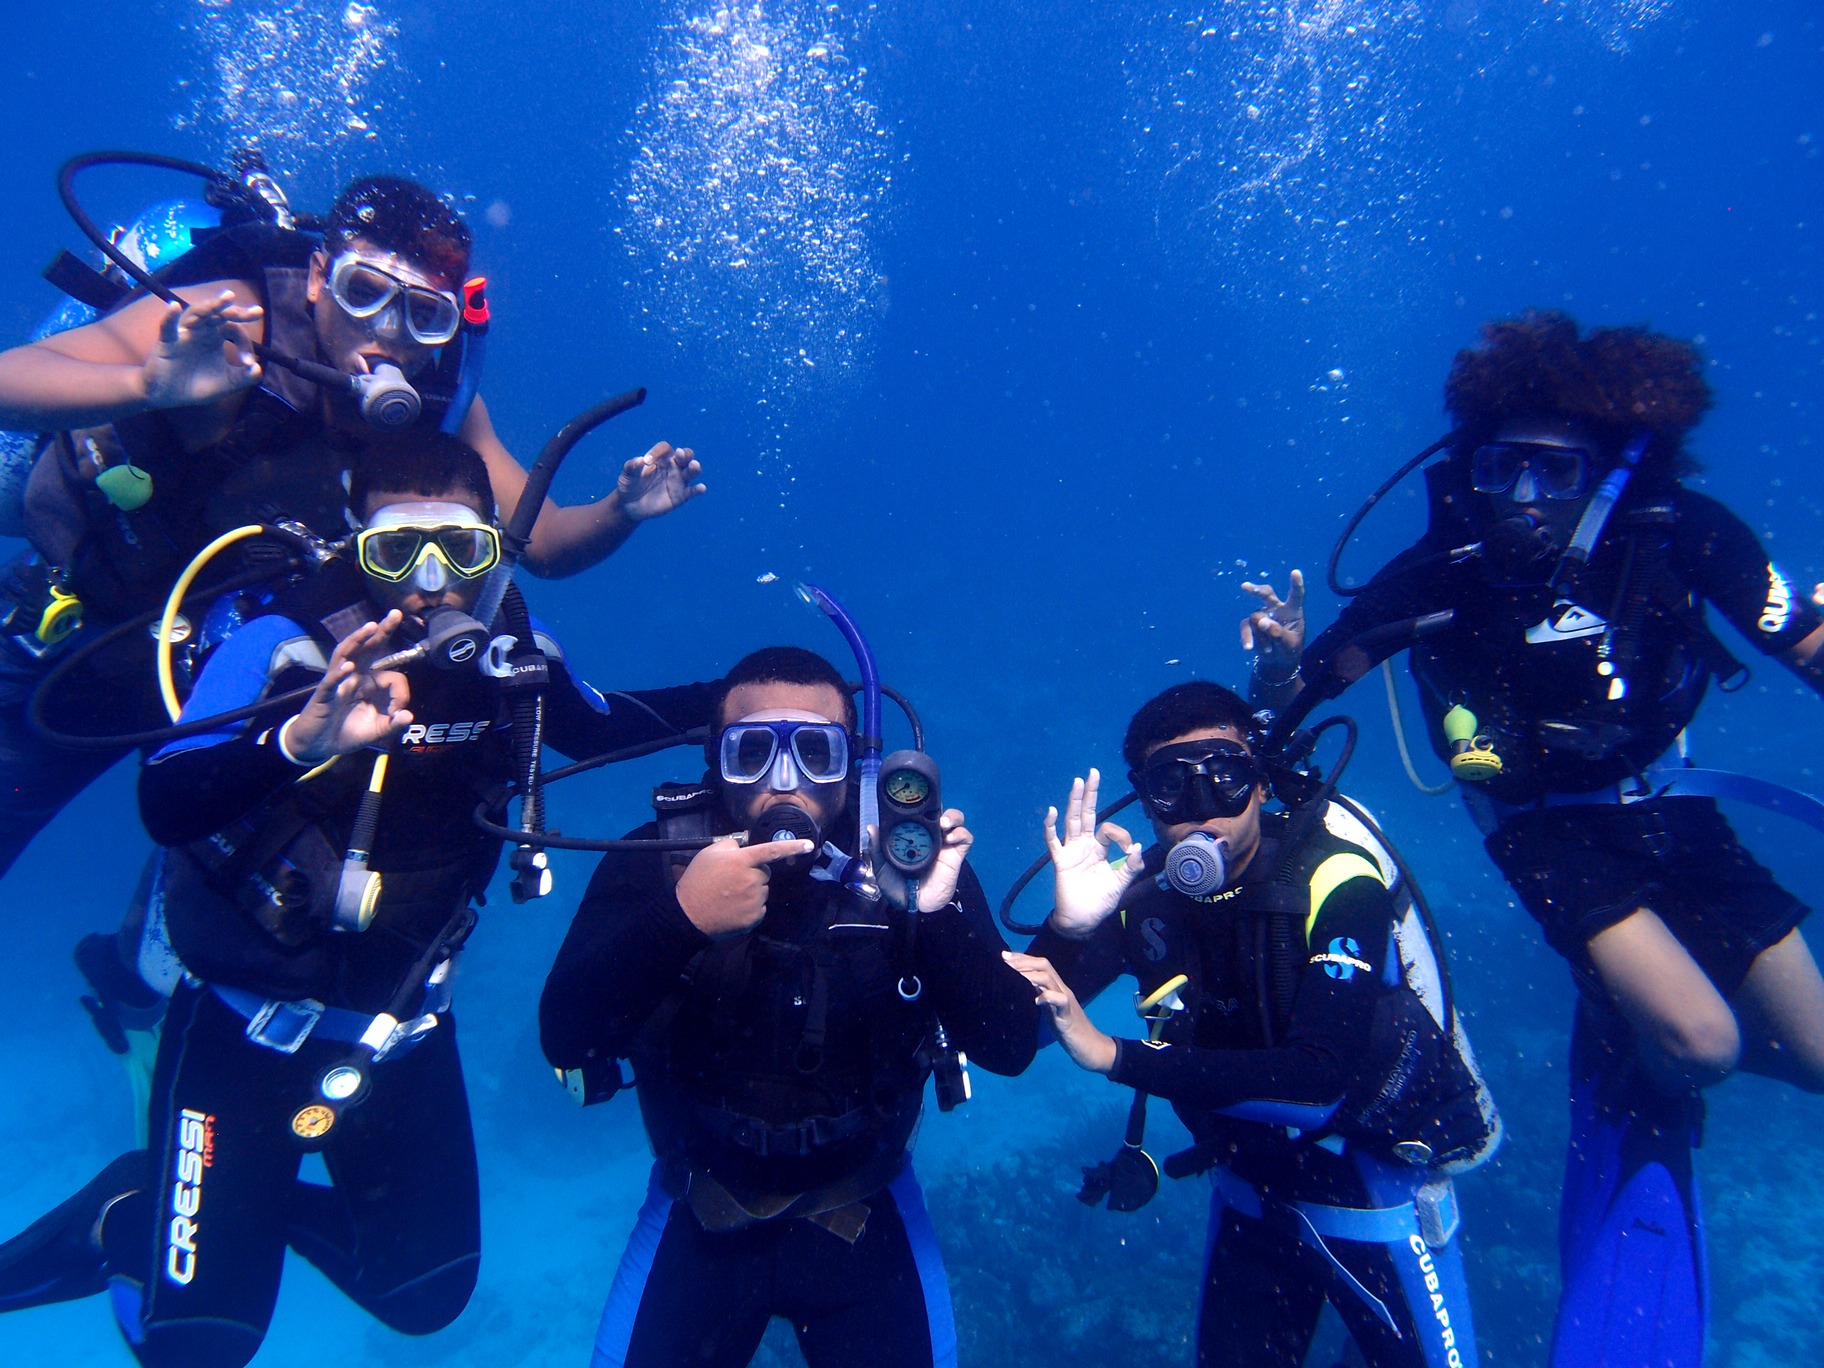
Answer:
[
  {"xmin": 157, "ymin": 524, "xmax": 268, "ymax": 722},
  {"xmin": 1137, "ymin": 973, "xmax": 1189, "ymax": 1017}
]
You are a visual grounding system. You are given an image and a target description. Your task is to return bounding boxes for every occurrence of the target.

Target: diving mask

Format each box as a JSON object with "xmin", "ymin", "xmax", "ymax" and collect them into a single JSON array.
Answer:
[
  {"xmin": 356, "ymin": 502, "xmax": 500, "ymax": 593},
  {"xmin": 718, "ymin": 719, "xmax": 851, "ymax": 790},
  {"xmin": 327, "ymin": 252, "xmax": 463, "ymax": 346},
  {"xmin": 1131, "ymin": 740, "xmax": 1261, "ymax": 824},
  {"xmin": 1470, "ymin": 440, "xmax": 1593, "ymax": 502}
]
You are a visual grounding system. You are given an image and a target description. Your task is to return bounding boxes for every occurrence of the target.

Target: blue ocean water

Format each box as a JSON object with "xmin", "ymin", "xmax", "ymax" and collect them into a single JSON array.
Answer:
[{"xmin": 0, "ymin": 1, "xmax": 1819, "ymax": 1363}]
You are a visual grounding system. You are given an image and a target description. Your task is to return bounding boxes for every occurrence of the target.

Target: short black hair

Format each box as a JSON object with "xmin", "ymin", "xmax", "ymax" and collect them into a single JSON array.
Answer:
[
  {"xmin": 346, "ymin": 430, "xmax": 496, "ymax": 524},
  {"xmin": 712, "ymin": 646, "xmax": 857, "ymax": 733},
  {"xmin": 1122, "ymin": 681, "xmax": 1257, "ymax": 770},
  {"xmin": 326, "ymin": 176, "xmax": 471, "ymax": 287}
]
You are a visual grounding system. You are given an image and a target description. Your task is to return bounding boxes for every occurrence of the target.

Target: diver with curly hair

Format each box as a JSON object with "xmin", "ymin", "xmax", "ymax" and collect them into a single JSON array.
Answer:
[{"xmin": 1243, "ymin": 312, "xmax": 1824, "ymax": 1368}]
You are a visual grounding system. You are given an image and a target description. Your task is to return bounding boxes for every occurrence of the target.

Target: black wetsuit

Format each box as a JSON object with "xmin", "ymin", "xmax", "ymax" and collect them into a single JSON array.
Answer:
[
  {"xmin": 1304, "ymin": 479, "xmax": 1822, "ymax": 995},
  {"xmin": 66, "ymin": 564, "xmax": 713, "ymax": 1368},
  {"xmin": 1030, "ymin": 821, "xmax": 1482, "ymax": 1368},
  {"xmin": 541, "ymin": 809, "xmax": 1039, "ymax": 1368}
]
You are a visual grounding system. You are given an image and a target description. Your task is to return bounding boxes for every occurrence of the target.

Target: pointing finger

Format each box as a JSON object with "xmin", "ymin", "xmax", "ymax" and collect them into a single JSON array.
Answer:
[{"xmin": 745, "ymin": 838, "xmax": 816, "ymax": 866}]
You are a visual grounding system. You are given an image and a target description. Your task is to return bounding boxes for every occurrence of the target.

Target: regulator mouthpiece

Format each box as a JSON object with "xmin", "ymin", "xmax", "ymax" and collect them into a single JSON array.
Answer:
[
  {"xmin": 418, "ymin": 606, "xmax": 488, "ymax": 670},
  {"xmin": 1480, "ymin": 514, "xmax": 1558, "ymax": 586},
  {"xmin": 750, "ymin": 802, "xmax": 820, "ymax": 869},
  {"xmin": 1163, "ymin": 832, "xmax": 1228, "ymax": 898},
  {"xmin": 353, "ymin": 364, "xmax": 422, "ymax": 431}
]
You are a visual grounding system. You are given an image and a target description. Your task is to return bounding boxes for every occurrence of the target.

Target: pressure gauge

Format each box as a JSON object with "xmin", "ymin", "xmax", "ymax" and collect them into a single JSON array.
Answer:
[
  {"xmin": 878, "ymin": 749, "xmax": 942, "ymax": 879},
  {"xmin": 886, "ymin": 821, "xmax": 937, "ymax": 869}
]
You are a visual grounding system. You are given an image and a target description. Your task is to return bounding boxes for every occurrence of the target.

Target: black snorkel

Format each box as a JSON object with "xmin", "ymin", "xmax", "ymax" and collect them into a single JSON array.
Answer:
[{"xmin": 449, "ymin": 388, "xmax": 648, "ymax": 901}]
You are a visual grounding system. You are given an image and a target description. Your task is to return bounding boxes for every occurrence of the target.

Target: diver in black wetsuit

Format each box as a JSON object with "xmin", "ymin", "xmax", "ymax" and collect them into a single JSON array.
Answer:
[
  {"xmin": 1243, "ymin": 312, "xmax": 1824, "ymax": 1367},
  {"xmin": 0, "ymin": 431, "xmax": 715, "ymax": 1368},
  {"xmin": 1007, "ymin": 681, "xmax": 1497, "ymax": 1368},
  {"xmin": 540, "ymin": 646, "xmax": 1040, "ymax": 1368}
]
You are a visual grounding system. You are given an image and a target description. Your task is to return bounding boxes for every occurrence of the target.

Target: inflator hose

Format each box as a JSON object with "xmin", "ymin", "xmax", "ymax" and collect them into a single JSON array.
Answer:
[{"xmin": 1326, "ymin": 435, "xmax": 1455, "ymax": 597}]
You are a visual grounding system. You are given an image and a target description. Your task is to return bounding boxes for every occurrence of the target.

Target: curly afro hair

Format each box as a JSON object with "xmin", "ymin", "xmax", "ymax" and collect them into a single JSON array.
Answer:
[{"xmin": 1444, "ymin": 311, "xmax": 1712, "ymax": 457}]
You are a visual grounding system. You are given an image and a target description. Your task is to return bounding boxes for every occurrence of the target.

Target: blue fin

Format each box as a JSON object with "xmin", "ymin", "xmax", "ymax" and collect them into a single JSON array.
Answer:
[{"xmin": 1552, "ymin": 1001, "xmax": 1706, "ymax": 1368}]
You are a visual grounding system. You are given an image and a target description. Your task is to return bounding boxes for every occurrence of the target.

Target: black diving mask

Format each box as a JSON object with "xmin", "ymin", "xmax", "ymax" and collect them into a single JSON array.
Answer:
[
  {"xmin": 1470, "ymin": 440, "xmax": 1592, "ymax": 502},
  {"xmin": 1130, "ymin": 741, "xmax": 1261, "ymax": 824}
]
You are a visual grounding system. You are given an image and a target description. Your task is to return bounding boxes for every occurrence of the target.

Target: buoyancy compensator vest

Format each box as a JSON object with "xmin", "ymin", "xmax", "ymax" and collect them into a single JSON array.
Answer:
[
  {"xmin": 632, "ymin": 790, "xmax": 936, "ymax": 1209},
  {"xmin": 1126, "ymin": 798, "xmax": 1501, "ymax": 1175},
  {"xmin": 1406, "ymin": 491, "xmax": 1744, "ymax": 804},
  {"xmin": 158, "ymin": 576, "xmax": 512, "ymax": 1009}
]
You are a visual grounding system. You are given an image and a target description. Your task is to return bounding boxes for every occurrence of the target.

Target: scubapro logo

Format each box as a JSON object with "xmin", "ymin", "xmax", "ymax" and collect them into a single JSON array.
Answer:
[
  {"xmin": 1760, "ymin": 564, "xmax": 1793, "ymax": 635},
  {"xmin": 1140, "ymin": 917, "xmax": 1169, "ymax": 963},
  {"xmin": 1312, "ymin": 936, "xmax": 1370, "ymax": 981},
  {"xmin": 165, "ymin": 1108, "xmax": 214, "ymax": 1286},
  {"xmin": 445, "ymin": 637, "xmax": 478, "ymax": 664},
  {"xmin": 1408, "ymin": 1235, "xmax": 1465, "ymax": 1368}
]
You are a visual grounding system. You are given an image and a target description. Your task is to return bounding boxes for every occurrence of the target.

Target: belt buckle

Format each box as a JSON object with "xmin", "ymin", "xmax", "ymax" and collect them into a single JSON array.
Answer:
[{"xmin": 245, "ymin": 997, "xmax": 325, "ymax": 1053}]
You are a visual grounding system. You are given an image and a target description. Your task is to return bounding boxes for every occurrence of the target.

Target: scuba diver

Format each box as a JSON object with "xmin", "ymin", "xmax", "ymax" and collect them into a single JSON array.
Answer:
[
  {"xmin": 1007, "ymin": 681, "xmax": 1497, "ymax": 1368},
  {"xmin": 540, "ymin": 644, "xmax": 1040, "ymax": 1368},
  {"xmin": 0, "ymin": 430, "xmax": 716, "ymax": 1368},
  {"xmin": 0, "ymin": 159, "xmax": 705, "ymax": 883},
  {"xmin": 1243, "ymin": 311, "xmax": 1824, "ymax": 1367}
]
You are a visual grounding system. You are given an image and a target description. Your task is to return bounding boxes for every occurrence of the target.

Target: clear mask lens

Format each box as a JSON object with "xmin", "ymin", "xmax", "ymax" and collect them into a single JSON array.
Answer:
[
  {"xmin": 718, "ymin": 723, "xmax": 850, "ymax": 787},
  {"xmin": 1133, "ymin": 743, "xmax": 1258, "ymax": 822},
  {"xmin": 328, "ymin": 255, "xmax": 462, "ymax": 345},
  {"xmin": 1471, "ymin": 442, "xmax": 1591, "ymax": 501},
  {"xmin": 357, "ymin": 523, "xmax": 500, "ymax": 583}
]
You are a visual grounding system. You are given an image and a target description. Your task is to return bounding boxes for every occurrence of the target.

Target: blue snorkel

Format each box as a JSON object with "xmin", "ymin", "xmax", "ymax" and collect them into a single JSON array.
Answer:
[
  {"xmin": 796, "ymin": 583, "xmax": 883, "ymax": 875},
  {"xmin": 1551, "ymin": 430, "xmax": 1652, "ymax": 593},
  {"xmin": 439, "ymin": 279, "xmax": 490, "ymax": 435}
]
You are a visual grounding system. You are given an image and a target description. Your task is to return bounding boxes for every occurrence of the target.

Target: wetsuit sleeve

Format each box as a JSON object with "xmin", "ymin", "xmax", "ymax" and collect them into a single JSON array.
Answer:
[
  {"xmin": 539, "ymin": 827, "xmax": 711, "ymax": 1069},
  {"xmin": 536, "ymin": 641, "xmax": 718, "ymax": 761},
  {"xmin": 913, "ymin": 863, "xmax": 1041, "ymax": 1076},
  {"xmin": 137, "ymin": 615, "xmax": 322, "ymax": 845},
  {"xmin": 1027, "ymin": 913, "xmax": 1131, "ymax": 1008},
  {"xmin": 1675, "ymin": 489, "xmax": 1823, "ymax": 663},
  {"xmin": 1274, "ymin": 546, "xmax": 1454, "ymax": 711},
  {"xmin": 1106, "ymin": 875, "xmax": 1392, "ymax": 1119}
]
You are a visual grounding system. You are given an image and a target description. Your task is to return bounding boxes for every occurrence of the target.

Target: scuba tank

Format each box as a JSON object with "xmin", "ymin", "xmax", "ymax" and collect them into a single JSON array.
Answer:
[{"xmin": 0, "ymin": 197, "xmax": 224, "ymax": 537}]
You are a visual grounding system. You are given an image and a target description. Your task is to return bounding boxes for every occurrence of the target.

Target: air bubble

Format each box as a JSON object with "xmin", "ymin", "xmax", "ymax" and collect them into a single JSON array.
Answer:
[
  {"xmin": 181, "ymin": 1, "xmax": 402, "ymax": 195},
  {"xmin": 620, "ymin": 2, "xmax": 894, "ymax": 415}
]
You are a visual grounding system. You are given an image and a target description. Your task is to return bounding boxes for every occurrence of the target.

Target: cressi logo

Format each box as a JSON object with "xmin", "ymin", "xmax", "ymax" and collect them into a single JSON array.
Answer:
[
  {"xmin": 400, "ymin": 719, "xmax": 492, "ymax": 748},
  {"xmin": 164, "ymin": 1108, "xmax": 214, "ymax": 1286}
]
